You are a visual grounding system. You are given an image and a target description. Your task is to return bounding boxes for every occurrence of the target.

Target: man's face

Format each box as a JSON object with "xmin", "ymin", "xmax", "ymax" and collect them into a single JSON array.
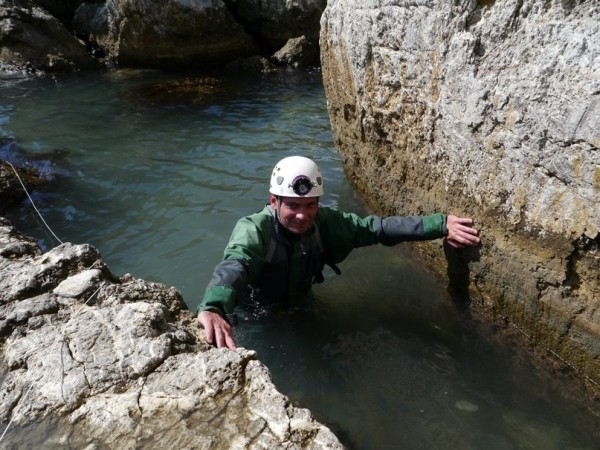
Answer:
[{"xmin": 270, "ymin": 194, "xmax": 319, "ymax": 235}]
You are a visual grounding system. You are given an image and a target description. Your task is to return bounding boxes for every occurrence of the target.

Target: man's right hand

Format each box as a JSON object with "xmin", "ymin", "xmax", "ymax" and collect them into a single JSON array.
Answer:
[{"xmin": 197, "ymin": 310, "xmax": 237, "ymax": 350}]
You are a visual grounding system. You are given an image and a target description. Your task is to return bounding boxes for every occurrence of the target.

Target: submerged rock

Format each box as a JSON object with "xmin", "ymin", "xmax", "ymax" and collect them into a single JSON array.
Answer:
[
  {"xmin": 0, "ymin": 217, "xmax": 344, "ymax": 448},
  {"xmin": 0, "ymin": 159, "xmax": 50, "ymax": 215},
  {"xmin": 122, "ymin": 76, "xmax": 227, "ymax": 107},
  {"xmin": 454, "ymin": 400, "xmax": 479, "ymax": 413}
]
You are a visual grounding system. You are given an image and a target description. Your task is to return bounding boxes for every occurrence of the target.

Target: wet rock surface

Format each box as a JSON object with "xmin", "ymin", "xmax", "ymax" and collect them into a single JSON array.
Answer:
[{"xmin": 0, "ymin": 217, "xmax": 344, "ymax": 448}]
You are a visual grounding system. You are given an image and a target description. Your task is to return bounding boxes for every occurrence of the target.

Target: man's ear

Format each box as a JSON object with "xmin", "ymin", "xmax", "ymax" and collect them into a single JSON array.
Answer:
[{"xmin": 269, "ymin": 194, "xmax": 278, "ymax": 208}]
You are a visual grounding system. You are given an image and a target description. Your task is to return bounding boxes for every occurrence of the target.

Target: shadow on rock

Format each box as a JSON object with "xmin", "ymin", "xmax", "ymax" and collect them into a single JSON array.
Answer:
[{"xmin": 443, "ymin": 240, "xmax": 481, "ymax": 312}]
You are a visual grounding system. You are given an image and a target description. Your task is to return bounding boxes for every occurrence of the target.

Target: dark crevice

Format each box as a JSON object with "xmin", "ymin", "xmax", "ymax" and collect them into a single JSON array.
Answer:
[
  {"xmin": 564, "ymin": 234, "xmax": 599, "ymax": 291},
  {"xmin": 221, "ymin": 1, "xmax": 273, "ymax": 57}
]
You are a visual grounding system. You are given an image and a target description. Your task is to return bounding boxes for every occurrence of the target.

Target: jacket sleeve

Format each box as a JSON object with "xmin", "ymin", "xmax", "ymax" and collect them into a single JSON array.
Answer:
[
  {"xmin": 198, "ymin": 215, "xmax": 267, "ymax": 316},
  {"xmin": 319, "ymin": 208, "xmax": 447, "ymax": 264},
  {"xmin": 377, "ymin": 213, "xmax": 448, "ymax": 245}
]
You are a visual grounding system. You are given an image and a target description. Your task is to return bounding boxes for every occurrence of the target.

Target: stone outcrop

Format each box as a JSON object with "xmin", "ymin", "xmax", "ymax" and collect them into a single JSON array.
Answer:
[
  {"xmin": 74, "ymin": 0, "xmax": 259, "ymax": 69},
  {"xmin": 0, "ymin": 0, "xmax": 98, "ymax": 75},
  {"xmin": 0, "ymin": 217, "xmax": 344, "ymax": 448},
  {"xmin": 272, "ymin": 35, "xmax": 319, "ymax": 69},
  {"xmin": 1, "ymin": 0, "xmax": 327, "ymax": 74},
  {"xmin": 320, "ymin": 0, "xmax": 599, "ymax": 390}
]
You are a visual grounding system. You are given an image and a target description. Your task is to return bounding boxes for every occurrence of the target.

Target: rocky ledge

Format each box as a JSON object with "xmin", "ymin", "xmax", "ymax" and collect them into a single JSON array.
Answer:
[{"xmin": 0, "ymin": 217, "xmax": 343, "ymax": 448}]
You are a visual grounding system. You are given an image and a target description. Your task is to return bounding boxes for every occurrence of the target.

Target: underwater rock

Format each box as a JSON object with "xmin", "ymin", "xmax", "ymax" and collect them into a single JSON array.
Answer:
[
  {"xmin": 122, "ymin": 77, "xmax": 227, "ymax": 108},
  {"xmin": 0, "ymin": 160, "xmax": 49, "ymax": 214},
  {"xmin": 454, "ymin": 400, "xmax": 479, "ymax": 413}
]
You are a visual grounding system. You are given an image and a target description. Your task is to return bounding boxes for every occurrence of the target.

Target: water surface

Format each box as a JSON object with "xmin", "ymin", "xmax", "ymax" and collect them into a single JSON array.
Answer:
[{"xmin": 1, "ymin": 69, "xmax": 598, "ymax": 449}]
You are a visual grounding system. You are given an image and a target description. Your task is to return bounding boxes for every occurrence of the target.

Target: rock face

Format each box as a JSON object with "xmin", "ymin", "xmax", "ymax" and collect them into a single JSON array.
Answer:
[
  {"xmin": 0, "ymin": 0, "xmax": 326, "ymax": 74},
  {"xmin": 76, "ymin": 0, "xmax": 258, "ymax": 69},
  {"xmin": 320, "ymin": 0, "xmax": 600, "ymax": 390},
  {"xmin": 0, "ymin": 0, "xmax": 98, "ymax": 74},
  {"xmin": 70, "ymin": 0, "xmax": 325, "ymax": 71},
  {"xmin": 0, "ymin": 217, "xmax": 344, "ymax": 448}
]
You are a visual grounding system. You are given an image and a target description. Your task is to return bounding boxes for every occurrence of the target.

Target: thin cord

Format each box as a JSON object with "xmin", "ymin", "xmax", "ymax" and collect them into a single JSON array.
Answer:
[
  {"xmin": 508, "ymin": 321, "xmax": 599, "ymax": 388},
  {"xmin": 0, "ymin": 161, "xmax": 107, "ymax": 441},
  {"xmin": 4, "ymin": 160, "xmax": 63, "ymax": 245},
  {"xmin": 0, "ymin": 382, "xmax": 35, "ymax": 441}
]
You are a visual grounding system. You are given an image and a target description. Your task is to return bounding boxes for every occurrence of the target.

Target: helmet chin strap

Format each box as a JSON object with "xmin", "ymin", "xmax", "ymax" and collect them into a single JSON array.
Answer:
[{"xmin": 275, "ymin": 196, "xmax": 282, "ymax": 220}]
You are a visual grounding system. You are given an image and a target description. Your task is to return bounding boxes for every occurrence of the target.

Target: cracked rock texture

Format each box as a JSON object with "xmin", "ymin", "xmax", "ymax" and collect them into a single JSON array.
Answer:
[
  {"xmin": 0, "ymin": 217, "xmax": 344, "ymax": 449},
  {"xmin": 320, "ymin": 0, "xmax": 599, "ymax": 390}
]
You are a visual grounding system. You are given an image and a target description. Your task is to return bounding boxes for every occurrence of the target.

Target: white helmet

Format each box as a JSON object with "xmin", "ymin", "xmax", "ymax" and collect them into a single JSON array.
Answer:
[{"xmin": 269, "ymin": 156, "xmax": 324, "ymax": 197}]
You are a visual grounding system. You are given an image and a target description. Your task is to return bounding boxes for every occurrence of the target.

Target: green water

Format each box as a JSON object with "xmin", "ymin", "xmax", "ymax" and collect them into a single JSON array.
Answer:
[{"xmin": 1, "ymin": 69, "xmax": 598, "ymax": 449}]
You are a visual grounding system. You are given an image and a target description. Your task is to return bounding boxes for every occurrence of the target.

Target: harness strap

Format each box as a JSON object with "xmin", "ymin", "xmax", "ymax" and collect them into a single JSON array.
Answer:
[{"xmin": 264, "ymin": 206, "xmax": 341, "ymax": 275}]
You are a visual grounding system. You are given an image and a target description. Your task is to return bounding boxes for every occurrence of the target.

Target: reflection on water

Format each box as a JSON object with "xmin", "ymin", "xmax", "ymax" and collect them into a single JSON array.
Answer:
[{"xmin": 1, "ymin": 70, "xmax": 598, "ymax": 449}]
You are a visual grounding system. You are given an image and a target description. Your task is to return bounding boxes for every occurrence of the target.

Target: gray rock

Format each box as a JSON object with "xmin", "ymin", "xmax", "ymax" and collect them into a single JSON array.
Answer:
[
  {"xmin": 0, "ymin": 217, "xmax": 344, "ymax": 448},
  {"xmin": 53, "ymin": 269, "xmax": 102, "ymax": 298},
  {"xmin": 76, "ymin": 0, "xmax": 259, "ymax": 69},
  {"xmin": 2, "ymin": 0, "xmax": 327, "ymax": 73},
  {"xmin": 0, "ymin": 0, "xmax": 98, "ymax": 74},
  {"xmin": 272, "ymin": 35, "xmax": 320, "ymax": 68},
  {"xmin": 320, "ymin": 0, "xmax": 599, "ymax": 392}
]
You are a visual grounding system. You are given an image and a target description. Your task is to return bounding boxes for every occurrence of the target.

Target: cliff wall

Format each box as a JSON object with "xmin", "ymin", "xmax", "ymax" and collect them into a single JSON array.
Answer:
[{"xmin": 320, "ymin": 0, "xmax": 599, "ymax": 391}]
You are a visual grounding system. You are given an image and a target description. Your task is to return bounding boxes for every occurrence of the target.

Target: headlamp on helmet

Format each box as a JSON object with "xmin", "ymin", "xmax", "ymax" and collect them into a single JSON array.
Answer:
[{"xmin": 269, "ymin": 156, "xmax": 324, "ymax": 197}]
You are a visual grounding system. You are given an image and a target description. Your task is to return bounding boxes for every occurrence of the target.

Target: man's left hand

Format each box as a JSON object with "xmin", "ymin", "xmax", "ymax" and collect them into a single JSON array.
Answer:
[{"xmin": 446, "ymin": 215, "xmax": 480, "ymax": 248}]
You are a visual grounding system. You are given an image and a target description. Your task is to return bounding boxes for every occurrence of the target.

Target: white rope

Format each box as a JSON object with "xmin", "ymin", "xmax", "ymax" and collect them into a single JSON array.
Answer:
[
  {"xmin": 4, "ymin": 160, "xmax": 63, "ymax": 245},
  {"xmin": 508, "ymin": 321, "xmax": 599, "ymax": 388},
  {"xmin": 0, "ymin": 382, "xmax": 35, "ymax": 441},
  {"xmin": 0, "ymin": 161, "xmax": 108, "ymax": 441}
]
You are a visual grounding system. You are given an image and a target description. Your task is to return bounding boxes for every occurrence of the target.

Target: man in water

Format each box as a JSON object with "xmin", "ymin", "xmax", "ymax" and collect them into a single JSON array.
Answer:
[{"xmin": 197, "ymin": 156, "xmax": 480, "ymax": 349}]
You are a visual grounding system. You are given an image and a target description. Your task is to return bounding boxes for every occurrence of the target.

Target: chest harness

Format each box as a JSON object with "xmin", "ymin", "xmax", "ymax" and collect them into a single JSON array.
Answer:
[{"xmin": 251, "ymin": 207, "xmax": 340, "ymax": 307}]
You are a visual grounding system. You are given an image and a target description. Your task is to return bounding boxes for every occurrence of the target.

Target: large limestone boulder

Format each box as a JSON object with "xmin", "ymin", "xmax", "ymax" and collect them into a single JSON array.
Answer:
[
  {"xmin": 320, "ymin": 0, "xmax": 599, "ymax": 390},
  {"xmin": 0, "ymin": 218, "xmax": 344, "ymax": 448},
  {"xmin": 0, "ymin": 0, "xmax": 97, "ymax": 74}
]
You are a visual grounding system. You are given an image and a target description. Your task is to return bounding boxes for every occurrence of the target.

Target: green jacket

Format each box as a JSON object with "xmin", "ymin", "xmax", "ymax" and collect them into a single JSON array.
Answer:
[{"xmin": 199, "ymin": 205, "xmax": 447, "ymax": 316}]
